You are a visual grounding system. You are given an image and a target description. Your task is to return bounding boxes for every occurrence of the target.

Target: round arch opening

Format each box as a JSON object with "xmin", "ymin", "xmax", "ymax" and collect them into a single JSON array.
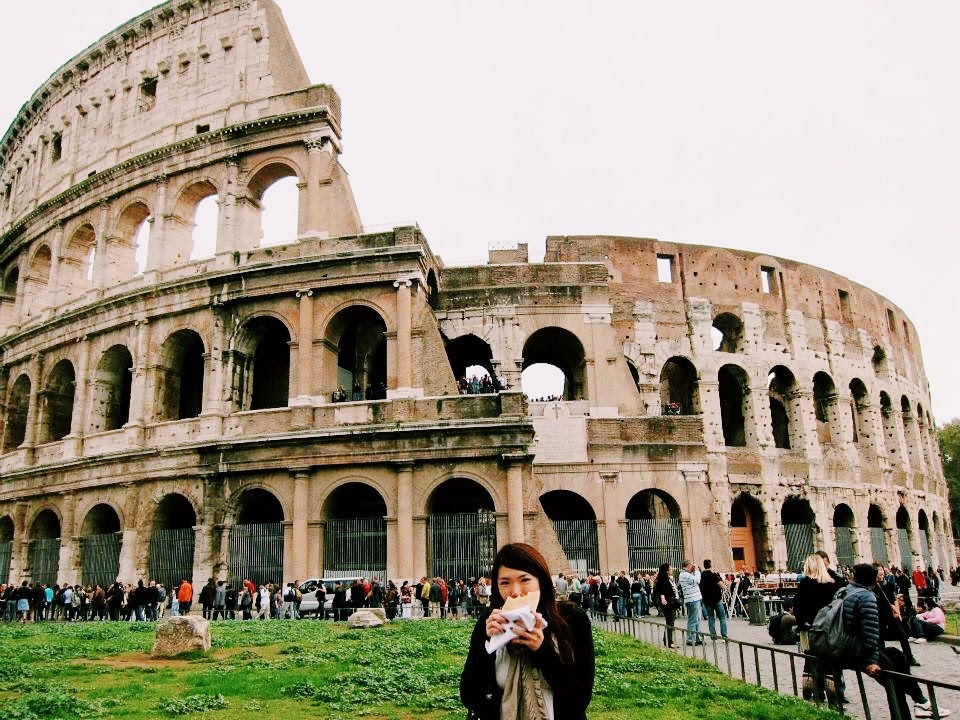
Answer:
[
  {"xmin": 730, "ymin": 494, "xmax": 768, "ymax": 572},
  {"xmin": 625, "ymin": 490, "xmax": 683, "ymax": 572},
  {"xmin": 325, "ymin": 306, "xmax": 387, "ymax": 402},
  {"xmin": 79, "ymin": 504, "xmax": 122, "ymax": 588},
  {"xmin": 427, "ymin": 478, "xmax": 496, "ymax": 582},
  {"xmin": 28, "ymin": 509, "xmax": 61, "ymax": 585},
  {"xmin": 323, "ymin": 482, "xmax": 388, "ymax": 578},
  {"xmin": 230, "ymin": 489, "xmax": 285, "ymax": 587},
  {"xmin": 540, "ymin": 491, "xmax": 599, "ymax": 574},
  {"xmin": 522, "ymin": 327, "xmax": 586, "ymax": 401},
  {"xmin": 781, "ymin": 497, "xmax": 816, "ymax": 572},
  {"xmin": 149, "ymin": 494, "xmax": 197, "ymax": 592}
]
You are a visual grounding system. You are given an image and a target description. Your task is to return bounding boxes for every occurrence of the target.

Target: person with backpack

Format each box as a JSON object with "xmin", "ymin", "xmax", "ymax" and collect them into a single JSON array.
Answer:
[
  {"xmin": 840, "ymin": 564, "xmax": 948, "ymax": 719},
  {"xmin": 793, "ymin": 554, "xmax": 842, "ymax": 700}
]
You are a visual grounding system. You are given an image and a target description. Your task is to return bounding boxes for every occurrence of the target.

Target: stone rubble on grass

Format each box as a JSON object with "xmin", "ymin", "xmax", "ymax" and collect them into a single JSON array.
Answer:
[
  {"xmin": 348, "ymin": 609, "xmax": 386, "ymax": 628},
  {"xmin": 151, "ymin": 615, "xmax": 212, "ymax": 657}
]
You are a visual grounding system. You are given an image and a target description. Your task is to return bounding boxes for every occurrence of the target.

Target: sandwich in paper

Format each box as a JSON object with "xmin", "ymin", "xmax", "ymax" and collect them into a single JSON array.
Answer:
[{"xmin": 484, "ymin": 591, "xmax": 547, "ymax": 654}]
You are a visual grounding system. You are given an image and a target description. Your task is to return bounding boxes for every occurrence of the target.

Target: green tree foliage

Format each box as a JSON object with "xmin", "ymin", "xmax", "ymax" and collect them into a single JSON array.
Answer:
[{"xmin": 939, "ymin": 419, "xmax": 960, "ymax": 534}]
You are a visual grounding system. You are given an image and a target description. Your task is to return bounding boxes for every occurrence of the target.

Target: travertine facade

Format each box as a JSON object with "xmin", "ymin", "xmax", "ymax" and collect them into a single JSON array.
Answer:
[{"xmin": 0, "ymin": 1, "xmax": 951, "ymax": 590}]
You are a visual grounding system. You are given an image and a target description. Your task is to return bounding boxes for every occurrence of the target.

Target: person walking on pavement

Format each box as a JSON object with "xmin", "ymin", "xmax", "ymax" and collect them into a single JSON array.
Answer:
[{"xmin": 678, "ymin": 560, "xmax": 703, "ymax": 646}]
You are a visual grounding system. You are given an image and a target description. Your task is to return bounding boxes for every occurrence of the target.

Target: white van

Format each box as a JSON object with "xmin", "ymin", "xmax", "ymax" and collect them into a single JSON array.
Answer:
[{"xmin": 297, "ymin": 577, "xmax": 363, "ymax": 618}]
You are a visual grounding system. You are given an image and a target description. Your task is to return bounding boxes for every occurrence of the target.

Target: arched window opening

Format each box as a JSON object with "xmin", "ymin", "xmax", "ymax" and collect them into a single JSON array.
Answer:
[
  {"xmin": 625, "ymin": 490, "xmax": 684, "ymax": 572},
  {"xmin": 872, "ymin": 345, "xmax": 887, "ymax": 375},
  {"xmin": 426, "ymin": 269, "xmax": 439, "ymax": 310},
  {"xmin": 133, "ymin": 220, "xmax": 151, "ymax": 275},
  {"xmin": 427, "ymin": 478, "xmax": 497, "ymax": 582},
  {"xmin": 768, "ymin": 366, "xmax": 798, "ymax": 450},
  {"xmin": 522, "ymin": 327, "xmax": 586, "ymax": 401},
  {"xmin": 867, "ymin": 504, "xmax": 888, "ymax": 564},
  {"xmin": 832, "ymin": 503, "xmax": 856, "ymax": 568},
  {"xmin": 43, "ymin": 359, "xmax": 76, "ymax": 443},
  {"xmin": 90, "ymin": 345, "xmax": 133, "ymax": 432},
  {"xmin": 718, "ymin": 364, "xmax": 749, "ymax": 447},
  {"xmin": 116, "ymin": 202, "xmax": 152, "ymax": 278},
  {"xmin": 3, "ymin": 266, "xmax": 19, "ymax": 297},
  {"xmin": 323, "ymin": 482, "xmax": 387, "ymax": 578},
  {"xmin": 28, "ymin": 509, "xmax": 60, "ymax": 585},
  {"xmin": 149, "ymin": 494, "xmax": 197, "ymax": 591},
  {"xmin": 625, "ymin": 358, "xmax": 641, "ymax": 393},
  {"xmin": 3, "ymin": 374, "xmax": 30, "ymax": 451},
  {"xmin": 59, "ymin": 224, "xmax": 96, "ymax": 303},
  {"xmin": 659, "ymin": 356, "xmax": 700, "ymax": 415},
  {"xmin": 781, "ymin": 497, "xmax": 816, "ymax": 572},
  {"xmin": 540, "ymin": 491, "xmax": 599, "ymax": 574},
  {"xmin": 79, "ymin": 504, "xmax": 122, "ymax": 588},
  {"xmin": 22, "ymin": 245, "xmax": 51, "ymax": 317},
  {"xmin": 326, "ymin": 306, "xmax": 388, "ymax": 402},
  {"xmin": 896, "ymin": 506, "xmax": 913, "ymax": 570},
  {"xmin": 917, "ymin": 510, "xmax": 933, "ymax": 570},
  {"xmin": 849, "ymin": 378, "xmax": 868, "ymax": 445},
  {"xmin": 233, "ymin": 316, "xmax": 291, "ymax": 411},
  {"xmin": 445, "ymin": 334, "xmax": 500, "ymax": 394},
  {"xmin": 190, "ymin": 195, "xmax": 219, "ymax": 260},
  {"xmin": 258, "ymin": 174, "xmax": 299, "ymax": 247},
  {"xmin": 712, "ymin": 313, "xmax": 744, "ymax": 353},
  {"xmin": 0, "ymin": 515, "xmax": 13, "ymax": 584},
  {"xmin": 813, "ymin": 371, "xmax": 839, "ymax": 444},
  {"xmin": 522, "ymin": 363, "xmax": 566, "ymax": 402},
  {"xmin": 230, "ymin": 488, "xmax": 285, "ymax": 587},
  {"xmin": 730, "ymin": 495, "xmax": 768, "ymax": 572},
  {"xmin": 157, "ymin": 330, "xmax": 205, "ymax": 421}
]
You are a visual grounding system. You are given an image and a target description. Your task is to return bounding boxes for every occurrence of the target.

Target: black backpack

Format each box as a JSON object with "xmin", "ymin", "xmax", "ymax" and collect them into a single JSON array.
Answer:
[{"xmin": 807, "ymin": 588, "xmax": 853, "ymax": 659}]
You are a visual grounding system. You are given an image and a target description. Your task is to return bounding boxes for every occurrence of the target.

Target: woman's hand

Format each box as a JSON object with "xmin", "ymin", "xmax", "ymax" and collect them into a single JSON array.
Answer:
[
  {"xmin": 486, "ymin": 608, "xmax": 507, "ymax": 639},
  {"xmin": 510, "ymin": 612, "xmax": 545, "ymax": 651}
]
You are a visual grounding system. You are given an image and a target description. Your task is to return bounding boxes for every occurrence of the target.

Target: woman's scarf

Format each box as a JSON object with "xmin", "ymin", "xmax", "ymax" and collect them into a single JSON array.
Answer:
[{"xmin": 500, "ymin": 648, "xmax": 549, "ymax": 720}]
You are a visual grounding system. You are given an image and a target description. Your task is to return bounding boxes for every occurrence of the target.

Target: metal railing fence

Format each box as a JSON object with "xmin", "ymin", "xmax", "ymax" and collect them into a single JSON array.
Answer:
[{"xmin": 590, "ymin": 611, "xmax": 960, "ymax": 720}]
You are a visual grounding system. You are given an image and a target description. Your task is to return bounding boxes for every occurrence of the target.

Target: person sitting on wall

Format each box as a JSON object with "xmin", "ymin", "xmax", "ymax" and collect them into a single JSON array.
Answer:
[
  {"xmin": 908, "ymin": 599, "xmax": 946, "ymax": 643},
  {"xmin": 768, "ymin": 601, "xmax": 799, "ymax": 644}
]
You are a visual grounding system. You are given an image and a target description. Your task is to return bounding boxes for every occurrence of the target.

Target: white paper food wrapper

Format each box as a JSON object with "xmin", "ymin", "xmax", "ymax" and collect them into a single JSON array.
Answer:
[{"xmin": 484, "ymin": 609, "xmax": 547, "ymax": 654}]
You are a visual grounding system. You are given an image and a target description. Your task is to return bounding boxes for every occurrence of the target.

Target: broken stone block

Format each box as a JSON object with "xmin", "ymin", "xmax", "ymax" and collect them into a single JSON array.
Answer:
[
  {"xmin": 348, "ymin": 609, "xmax": 385, "ymax": 628},
  {"xmin": 151, "ymin": 615, "xmax": 212, "ymax": 657}
]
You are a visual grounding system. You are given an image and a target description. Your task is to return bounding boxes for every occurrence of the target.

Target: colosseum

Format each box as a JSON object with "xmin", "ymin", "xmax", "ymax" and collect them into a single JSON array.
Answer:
[{"xmin": 0, "ymin": 0, "xmax": 951, "ymax": 592}]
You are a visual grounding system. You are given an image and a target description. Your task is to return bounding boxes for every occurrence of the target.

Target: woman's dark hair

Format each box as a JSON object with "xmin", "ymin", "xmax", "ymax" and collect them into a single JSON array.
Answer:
[
  {"xmin": 490, "ymin": 542, "xmax": 574, "ymax": 664},
  {"xmin": 656, "ymin": 563, "xmax": 670, "ymax": 578}
]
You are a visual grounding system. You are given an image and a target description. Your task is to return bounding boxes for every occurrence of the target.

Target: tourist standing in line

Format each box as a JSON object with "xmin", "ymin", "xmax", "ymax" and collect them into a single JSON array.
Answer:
[
  {"xmin": 699, "ymin": 559, "xmax": 728, "ymax": 640},
  {"xmin": 678, "ymin": 560, "xmax": 703, "ymax": 646},
  {"xmin": 653, "ymin": 563, "xmax": 679, "ymax": 648},
  {"xmin": 176, "ymin": 578, "xmax": 193, "ymax": 615}
]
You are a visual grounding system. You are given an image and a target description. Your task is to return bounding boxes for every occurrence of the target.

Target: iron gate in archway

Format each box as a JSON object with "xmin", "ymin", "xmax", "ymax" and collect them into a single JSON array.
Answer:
[
  {"xmin": 626, "ymin": 519, "xmax": 684, "ymax": 572},
  {"xmin": 149, "ymin": 527, "xmax": 196, "ymax": 590},
  {"xmin": 552, "ymin": 519, "xmax": 600, "ymax": 574},
  {"xmin": 28, "ymin": 538, "xmax": 60, "ymax": 585},
  {"xmin": 0, "ymin": 541, "xmax": 10, "ymax": 584},
  {"xmin": 870, "ymin": 527, "xmax": 888, "ymax": 564},
  {"xmin": 80, "ymin": 532, "xmax": 122, "ymax": 587},
  {"xmin": 324, "ymin": 517, "xmax": 387, "ymax": 578},
  {"xmin": 784, "ymin": 524, "xmax": 815, "ymax": 572},
  {"xmin": 898, "ymin": 529, "xmax": 913, "ymax": 569},
  {"xmin": 428, "ymin": 511, "xmax": 497, "ymax": 581},
  {"xmin": 229, "ymin": 522, "xmax": 284, "ymax": 587},
  {"xmin": 834, "ymin": 527, "xmax": 855, "ymax": 567}
]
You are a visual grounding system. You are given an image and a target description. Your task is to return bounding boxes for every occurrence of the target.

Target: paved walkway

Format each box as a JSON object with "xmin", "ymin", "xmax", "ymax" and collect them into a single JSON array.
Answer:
[{"xmin": 592, "ymin": 607, "xmax": 960, "ymax": 719}]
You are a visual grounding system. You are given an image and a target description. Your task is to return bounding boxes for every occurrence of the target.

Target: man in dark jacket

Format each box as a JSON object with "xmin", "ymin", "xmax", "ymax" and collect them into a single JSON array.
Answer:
[
  {"xmin": 844, "ymin": 564, "xmax": 944, "ymax": 719},
  {"xmin": 699, "ymin": 559, "xmax": 728, "ymax": 639}
]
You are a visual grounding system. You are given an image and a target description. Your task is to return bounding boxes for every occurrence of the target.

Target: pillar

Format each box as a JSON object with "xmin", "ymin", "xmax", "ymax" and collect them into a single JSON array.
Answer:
[
  {"xmin": 292, "ymin": 471, "xmax": 310, "ymax": 582},
  {"xmin": 144, "ymin": 176, "xmax": 168, "ymax": 273},
  {"xmin": 58, "ymin": 493, "xmax": 78, "ymax": 586},
  {"xmin": 126, "ymin": 319, "xmax": 150, "ymax": 428},
  {"xmin": 394, "ymin": 279, "xmax": 413, "ymax": 392},
  {"xmin": 91, "ymin": 202, "xmax": 110, "ymax": 291},
  {"xmin": 21, "ymin": 354, "xmax": 41, "ymax": 449},
  {"xmin": 300, "ymin": 138, "xmax": 324, "ymax": 239},
  {"xmin": 44, "ymin": 224, "xmax": 64, "ymax": 311},
  {"xmin": 296, "ymin": 290, "xmax": 314, "ymax": 399},
  {"xmin": 9, "ymin": 502, "xmax": 28, "ymax": 582},
  {"xmin": 396, "ymin": 461, "xmax": 414, "ymax": 578},
  {"xmin": 68, "ymin": 336, "xmax": 90, "ymax": 438},
  {"xmin": 504, "ymin": 455, "xmax": 526, "ymax": 544}
]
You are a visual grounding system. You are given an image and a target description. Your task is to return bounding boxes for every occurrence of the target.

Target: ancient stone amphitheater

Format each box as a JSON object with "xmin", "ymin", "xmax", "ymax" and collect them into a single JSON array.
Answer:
[{"xmin": 0, "ymin": 0, "xmax": 950, "ymax": 591}]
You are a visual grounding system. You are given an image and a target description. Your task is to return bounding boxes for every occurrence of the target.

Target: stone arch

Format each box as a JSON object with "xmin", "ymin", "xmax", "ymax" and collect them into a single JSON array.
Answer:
[
  {"xmin": 28, "ymin": 507, "xmax": 60, "ymax": 584},
  {"xmin": 625, "ymin": 489, "xmax": 684, "ymax": 572},
  {"xmin": 322, "ymin": 481, "xmax": 388, "ymax": 578},
  {"xmin": 718, "ymin": 364, "xmax": 750, "ymax": 447},
  {"xmin": 21, "ymin": 244, "xmax": 51, "ymax": 317},
  {"xmin": 148, "ymin": 493, "xmax": 198, "ymax": 590},
  {"xmin": 232, "ymin": 315, "xmax": 292, "ymax": 411},
  {"xmin": 42, "ymin": 358, "xmax": 75, "ymax": 443},
  {"xmin": 155, "ymin": 328, "xmax": 206, "ymax": 421},
  {"xmin": 427, "ymin": 477, "xmax": 497, "ymax": 581},
  {"xmin": 169, "ymin": 179, "xmax": 220, "ymax": 264},
  {"xmin": 0, "ymin": 514, "xmax": 13, "ymax": 584},
  {"xmin": 79, "ymin": 502, "xmax": 122, "ymax": 587},
  {"xmin": 539, "ymin": 490, "xmax": 599, "ymax": 574},
  {"xmin": 246, "ymin": 160, "xmax": 303, "ymax": 247},
  {"xmin": 90, "ymin": 344, "xmax": 133, "ymax": 432},
  {"xmin": 730, "ymin": 494, "xmax": 769, "ymax": 572},
  {"xmin": 3, "ymin": 373, "xmax": 31, "ymax": 450},
  {"xmin": 659, "ymin": 356, "xmax": 700, "ymax": 415},
  {"xmin": 113, "ymin": 200, "xmax": 152, "ymax": 277},
  {"xmin": 849, "ymin": 378, "xmax": 869, "ymax": 445},
  {"xmin": 229, "ymin": 487, "xmax": 285, "ymax": 587},
  {"xmin": 445, "ymin": 333, "xmax": 497, "ymax": 392},
  {"xmin": 522, "ymin": 327, "xmax": 587, "ymax": 401},
  {"xmin": 322, "ymin": 304, "xmax": 388, "ymax": 401},
  {"xmin": 712, "ymin": 312, "xmax": 744, "ymax": 353},
  {"xmin": 832, "ymin": 503, "xmax": 856, "ymax": 567},
  {"xmin": 867, "ymin": 504, "xmax": 889, "ymax": 564},
  {"xmin": 781, "ymin": 496, "xmax": 816, "ymax": 572},
  {"xmin": 896, "ymin": 505, "xmax": 914, "ymax": 570},
  {"xmin": 812, "ymin": 371, "xmax": 840, "ymax": 444},
  {"xmin": 917, "ymin": 509, "xmax": 933, "ymax": 570},
  {"xmin": 3, "ymin": 264, "xmax": 18, "ymax": 297},
  {"xmin": 59, "ymin": 222, "xmax": 97, "ymax": 303},
  {"xmin": 768, "ymin": 365, "xmax": 799, "ymax": 450}
]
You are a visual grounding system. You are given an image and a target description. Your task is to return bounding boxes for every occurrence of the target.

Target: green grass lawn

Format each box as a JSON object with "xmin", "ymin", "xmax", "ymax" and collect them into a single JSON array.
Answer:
[{"xmin": 0, "ymin": 619, "xmax": 841, "ymax": 720}]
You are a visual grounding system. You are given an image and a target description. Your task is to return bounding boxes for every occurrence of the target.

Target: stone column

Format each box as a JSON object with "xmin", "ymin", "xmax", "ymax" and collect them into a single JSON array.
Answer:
[
  {"xmin": 393, "ymin": 279, "xmax": 413, "ymax": 394},
  {"xmin": 44, "ymin": 224, "xmax": 64, "ymax": 311},
  {"xmin": 21, "ymin": 354, "xmax": 42, "ymax": 450},
  {"xmin": 116, "ymin": 486, "xmax": 140, "ymax": 581},
  {"xmin": 395, "ymin": 461, "xmax": 414, "ymax": 578},
  {"xmin": 300, "ymin": 137, "xmax": 325, "ymax": 239},
  {"xmin": 144, "ymin": 176, "xmax": 168, "ymax": 274},
  {"xmin": 792, "ymin": 390, "xmax": 823, "ymax": 461},
  {"xmin": 206, "ymin": 309, "xmax": 228, "ymax": 415},
  {"xmin": 9, "ymin": 502, "xmax": 28, "ymax": 582},
  {"xmin": 295, "ymin": 290, "xmax": 314, "ymax": 400},
  {"xmin": 220, "ymin": 157, "xmax": 240, "ymax": 253},
  {"xmin": 68, "ymin": 336, "xmax": 90, "ymax": 439},
  {"xmin": 504, "ymin": 454, "xmax": 527, "ymax": 544},
  {"xmin": 57, "ymin": 492, "xmax": 78, "ymax": 586},
  {"xmin": 292, "ymin": 470, "xmax": 310, "ymax": 582},
  {"xmin": 91, "ymin": 202, "xmax": 110, "ymax": 291}
]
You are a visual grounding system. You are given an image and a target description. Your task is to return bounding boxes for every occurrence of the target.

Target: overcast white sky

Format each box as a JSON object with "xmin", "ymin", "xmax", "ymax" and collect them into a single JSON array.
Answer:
[{"xmin": 3, "ymin": 2, "xmax": 958, "ymax": 422}]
